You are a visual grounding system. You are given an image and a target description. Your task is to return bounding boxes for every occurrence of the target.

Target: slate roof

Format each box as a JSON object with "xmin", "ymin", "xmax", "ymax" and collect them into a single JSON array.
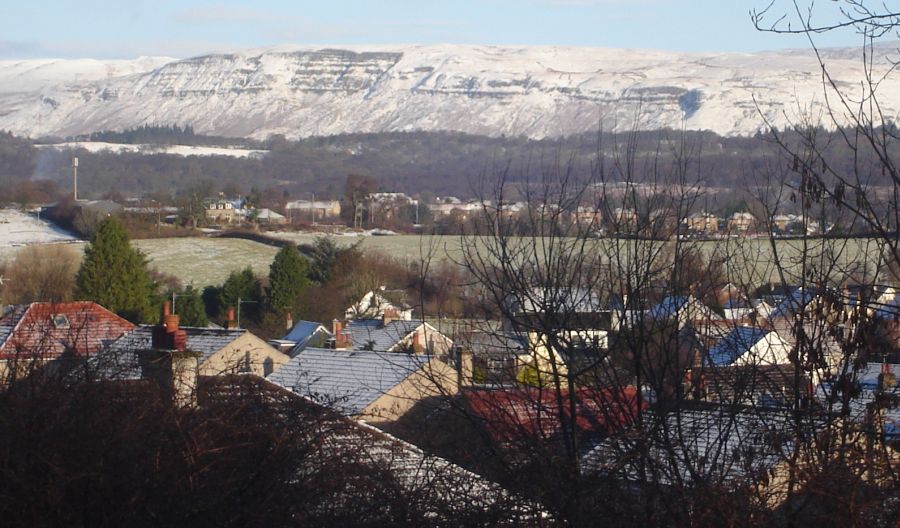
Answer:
[
  {"xmin": 647, "ymin": 295, "xmax": 718, "ymax": 321},
  {"xmin": 95, "ymin": 325, "xmax": 246, "ymax": 380},
  {"xmin": 708, "ymin": 327, "xmax": 769, "ymax": 366},
  {"xmin": 0, "ymin": 302, "xmax": 135, "ymax": 359},
  {"xmin": 505, "ymin": 287, "xmax": 602, "ymax": 315},
  {"xmin": 768, "ymin": 287, "xmax": 818, "ymax": 319},
  {"xmin": 281, "ymin": 320, "xmax": 328, "ymax": 351},
  {"xmin": 345, "ymin": 319, "xmax": 423, "ymax": 351},
  {"xmin": 817, "ymin": 363, "xmax": 900, "ymax": 441},
  {"xmin": 266, "ymin": 347, "xmax": 430, "ymax": 416},
  {"xmin": 582, "ymin": 407, "xmax": 821, "ymax": 485}
]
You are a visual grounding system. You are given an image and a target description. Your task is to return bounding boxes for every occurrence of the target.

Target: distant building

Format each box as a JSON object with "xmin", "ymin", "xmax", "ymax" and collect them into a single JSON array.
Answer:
[
  {"xmin": 204, "ymin": 198, "xmax": 244, "ymax": 224},
  {"xmin": 285, "ymin": 200, "xmax": 341, "ymax": 221},
  {"xmin": 728, "ymin": 211, "xmax": 756, "ymax": 232},
  {"xmin": 685, "ymin": 212, "xmax": 720, "ymax": 234}
]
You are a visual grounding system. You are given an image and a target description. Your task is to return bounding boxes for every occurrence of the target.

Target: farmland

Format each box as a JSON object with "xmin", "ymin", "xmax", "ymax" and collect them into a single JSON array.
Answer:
[{"xmin": 0, "ymin": 210, "xmax": 886, "ymax": 289}]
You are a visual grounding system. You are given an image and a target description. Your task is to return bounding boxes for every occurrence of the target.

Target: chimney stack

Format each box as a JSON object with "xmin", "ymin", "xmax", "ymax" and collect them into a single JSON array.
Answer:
[
  {"xmin": 285, "ymin": 310, "xmax": 293, "ymax": 331},
  {"xmin": 456, "ymin": 346, "xmax": 473, "ymax": 388},
  {"xmin": 144, "ymin": 303, "xmax": 198, "ymax": 408},
  {"xmin": 382, "ymin": 307, "xmax": 398, "ymax": 327},
  {"xmin": 225, "ymin": 307, "xmax": 237, "ymax": 330},
  {"xmin": 332, "ymin": 319, "xmax": 350, "ymax": 349}
]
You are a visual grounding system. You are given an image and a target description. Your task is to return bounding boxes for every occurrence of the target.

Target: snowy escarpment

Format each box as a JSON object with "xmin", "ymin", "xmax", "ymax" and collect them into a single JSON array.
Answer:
[{"xmin": 0, "ymin": 44, "xmax": 895, "ymax": 139}]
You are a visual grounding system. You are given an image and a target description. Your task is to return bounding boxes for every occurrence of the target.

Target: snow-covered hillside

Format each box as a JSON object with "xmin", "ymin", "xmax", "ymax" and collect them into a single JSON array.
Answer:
[{"xmin": 0, "ymin": 44, "xmax": 895, "ymax": 139}]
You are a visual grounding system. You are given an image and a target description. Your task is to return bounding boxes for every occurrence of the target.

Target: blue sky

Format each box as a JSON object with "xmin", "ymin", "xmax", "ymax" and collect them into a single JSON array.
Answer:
[{"xmin": 0, "ymin": 1, "xmax": 870, "ymax": 59}]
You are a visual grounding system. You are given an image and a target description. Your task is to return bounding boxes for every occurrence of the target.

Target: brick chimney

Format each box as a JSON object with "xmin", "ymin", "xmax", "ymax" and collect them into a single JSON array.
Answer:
[
  {"xmin": 225, "ymin": 307, "xmax": 238, "ymax": 330},
  {"xmin": 285, "ymin": 310, "xmax": 293, "ymax": 331},
  {"xmin": 333, "ymin": 319, "xmax": 350, "ymax": 349},
  {"xmin": 381, "ymin": 307, "xmax": 399, "ymax": 327},
  {"xmin": 144, "ymin": 302, "xmax": 199, "ymax": 407}
]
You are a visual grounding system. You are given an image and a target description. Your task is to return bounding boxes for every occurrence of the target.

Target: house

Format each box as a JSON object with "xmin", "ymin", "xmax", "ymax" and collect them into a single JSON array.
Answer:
[
  {"xmin": 345, "ymin": 287, "xmax": 413, "ymax": 320},
  {"xmin": 271, "ymin": 319, "xmax": 331, "ymax": 355},
  {"xmin": 285, "ymin": 199, "xmax": 341, "ymax": 221},
  {"xmin": 204, "ymin": 197, "xmax": 244, "ymax": 224},
  {"xmin": 0, "ymin": 301, "xmax": 135, "ymax": 380},
  {"xmin": 816, "ymin": 362, "xmax": 900, "ymax": 443},
  {"xmin": 253, "ymin": 208, "xmax": 286, "ymax": 224},
  {"xmin": 728, "ymin": 211, "xmax": 756, "ymax": 232},
  {"xmin": 501, "ymin": 287, "xmax": 611, "ymax": 381},
  {"xmin": 103, "ymin": 304, "xmax": 289, "ymax": 380},
  {"xmin": 337, "ymin": 317, "xmax": 454, "ymax": 356},
  {"xmin": 684, "ymin": 212, "xmax": 720, "ymax": 234},
  {"xmin": 266, "ymin": 347, "xmax": 458, "ymax": 423},
  {"xmin": 706, "ymin": 326, "xmax": 791, "ymax": 367},
  {"xmin": 648, "ymin": 295, "xmax": 722, "ymax": 328},
  {"xmin": 581, "ymin": 406, "xmax": 827, "ymax": 493}
]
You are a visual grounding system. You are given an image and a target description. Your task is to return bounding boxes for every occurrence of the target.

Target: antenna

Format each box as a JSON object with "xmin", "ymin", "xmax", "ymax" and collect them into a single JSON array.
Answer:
[{"xmin": 72, "ymin": 156, "xmax": 79, "ymax": 201}]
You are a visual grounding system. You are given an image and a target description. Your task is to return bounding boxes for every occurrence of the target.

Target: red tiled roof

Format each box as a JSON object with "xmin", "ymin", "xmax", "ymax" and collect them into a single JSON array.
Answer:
[
  {"xmin": 464, "ymin": 386, "xmax": 642, "ymax": 444},
  {"xmin": 0, "ymin": 302, "xmax": 136, "ymax": 359}
]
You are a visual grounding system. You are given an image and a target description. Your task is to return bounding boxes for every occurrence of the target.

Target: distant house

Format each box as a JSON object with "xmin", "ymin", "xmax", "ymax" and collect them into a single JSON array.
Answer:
[
  {"xmin": 345, "ymin": 288, "xmax": 413, "ymax": 320},
  {"xmin": 0, "ymin": 302, "xmax": 135, "ymax": 380},
  {"xmin": 253, "ymin": 208, "xmax": 286, "ymax": 224},
  {"xmin": 266, "ymin": 347, "xmax": 457, "ymax": 423},
  {"xmin": 285, "ymin": 200, "xmax": 341, "ymax": 221},
  {"xmin": 204, "ymin": 198, "xmax": 244, "ymax": 224},
  {"xmin": 684, "ymin": 212, "xmax": 720, "ymax": 234},
  {"xmin": 337, "ymin": 317, "xmax": 454, "ymax": 356},
  {"xmin": 648, "ymin": 295, "xmax": 722, "ymax": 328},
  {"xmin": 727, "ymin": 211, "xmax": 756, "ymax": 232}
]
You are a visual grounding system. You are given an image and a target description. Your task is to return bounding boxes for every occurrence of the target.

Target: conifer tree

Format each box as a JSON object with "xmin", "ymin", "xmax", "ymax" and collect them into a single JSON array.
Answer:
[
  {"xmin": 267, "ymin": 245, "xmax": 309, "ymax": 314},
  {"xmin": 75, "ymin": 216, "xmax": 155, "ymax": 323}
]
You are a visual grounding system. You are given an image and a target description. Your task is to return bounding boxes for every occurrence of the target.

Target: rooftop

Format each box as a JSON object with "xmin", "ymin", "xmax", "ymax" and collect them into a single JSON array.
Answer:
[{"xmin": 266, "ymin": 347, "xmax": 431, "ymax": 416}]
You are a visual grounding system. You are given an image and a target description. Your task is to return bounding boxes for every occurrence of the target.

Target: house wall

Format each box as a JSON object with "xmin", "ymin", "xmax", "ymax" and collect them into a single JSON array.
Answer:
[
  {"xmin": 393, "ymin": 324, "xmax": 454, "ymax": 356},
  {"xmin": 199, "ymin": 333, "xmax": 289, "ymax": 377},
  {"xmin": 360, "ymin": 357, "xmax": 458, "ymax": 423}
]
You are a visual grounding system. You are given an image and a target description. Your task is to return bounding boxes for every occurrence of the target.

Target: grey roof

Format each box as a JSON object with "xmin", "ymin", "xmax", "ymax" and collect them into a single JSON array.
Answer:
[
  {"xmin": 281, "ymin": 320, "xmax": 329, "ymax": 352},
  {"xmin": 583, "ymin": 407, "xmax": 822, "ymax": 485},
  {"xmin": 266, "ymin": 347, "xmax": 430, "ymax": 416},
  {"xmin": 95, "ymin": 325, "xmax": 246, "ymax": 380},
  {"xmin": 345, "ymin": 319, "xmax": 423, "ymax": 351}
]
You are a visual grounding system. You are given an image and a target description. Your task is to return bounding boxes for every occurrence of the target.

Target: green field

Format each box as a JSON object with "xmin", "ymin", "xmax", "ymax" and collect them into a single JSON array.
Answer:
[{"xmin": 137, "ymin": 234, "xmax": 887, "ymax": 288}]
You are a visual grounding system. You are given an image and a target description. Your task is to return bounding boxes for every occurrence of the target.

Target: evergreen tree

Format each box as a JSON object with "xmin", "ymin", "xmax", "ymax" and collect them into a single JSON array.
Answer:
[
  {"xmin": 75, "ymin": 216, "xmax": 155, "ymax": 323},
  {"xmin": 267, "ymin": 245, "xmax": 309, "ymax": 313},
  {"xmin": 219, "ymin": 268, "xmax": 262, "ymax": 322},
  {"xmin": 171, "ymin": 285, "xmax": 208, "ymax": 327},
  {"xmin": 308, "ymin": 236, "xmax": 341, "ymax": 284}
]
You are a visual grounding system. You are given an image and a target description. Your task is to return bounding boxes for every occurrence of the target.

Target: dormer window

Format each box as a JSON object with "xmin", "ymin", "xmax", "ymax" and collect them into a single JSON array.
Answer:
[{"xmin": 51, "ymin": 314, "xmax": 70, "ymax": 329}]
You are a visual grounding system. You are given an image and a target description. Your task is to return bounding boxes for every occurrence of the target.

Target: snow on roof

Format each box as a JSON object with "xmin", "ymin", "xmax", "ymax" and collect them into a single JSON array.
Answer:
[
  {"xmin": 345, "ymin": 319, "xmax": 424, "ymax": 352},
  {"xmin": 97, "ymin": 325, "xmax": 247, "ymax": 379},
  {"xmin": 707, "ymin": 327, "xmax": 769, "ymax": 367},
  {"xmin": 266, "ymin": 347, "xmax": 430, "ymax": 416}
]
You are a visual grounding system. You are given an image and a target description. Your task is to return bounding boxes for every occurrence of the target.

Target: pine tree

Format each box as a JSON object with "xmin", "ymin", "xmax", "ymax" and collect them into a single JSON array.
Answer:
[
  {"xmin": 267, "ymin": 245, "xmax": 309, "ymax": 314},
  {"xmin": 171, "ymin": 285, "xmax": 208, "ymax": 327},
  {"xmin": 75, "ymin": 217, "xmax": 155, "ymax": 323},
  {"xmin": 219, "ymin": 268, "xmax": 263, "ymax": 322}
]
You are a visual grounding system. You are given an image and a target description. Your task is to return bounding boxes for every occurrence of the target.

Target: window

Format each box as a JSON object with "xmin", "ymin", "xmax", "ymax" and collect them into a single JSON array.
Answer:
[{"xmin": 51, "ymin": 314, "xmax": 70, "ymax": 329}]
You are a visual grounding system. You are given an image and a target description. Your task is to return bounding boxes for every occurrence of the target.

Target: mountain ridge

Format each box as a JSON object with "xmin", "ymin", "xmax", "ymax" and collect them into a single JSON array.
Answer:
[{"xmin": 0, "ymin": 44, "xmax": 895, "ymax": 140}]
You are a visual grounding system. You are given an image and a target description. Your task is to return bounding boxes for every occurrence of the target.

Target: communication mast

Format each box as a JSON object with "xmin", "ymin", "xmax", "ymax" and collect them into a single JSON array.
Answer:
[{"xmin": 72, "ymin": 156, "xmax": 79, "ymax": 201}]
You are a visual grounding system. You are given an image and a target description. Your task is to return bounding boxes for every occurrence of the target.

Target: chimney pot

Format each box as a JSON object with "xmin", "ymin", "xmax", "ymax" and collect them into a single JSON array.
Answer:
[
  {"xmin": 164, "ymin": 313, "xmax": 180, "ymax": 334},
  {"xmin": 163, "ymin": 301, "xmax": 171, "ymax": 318},
  {"xmin": 286, "ymin": 311, "xmax": 293, "ymax": 331}
]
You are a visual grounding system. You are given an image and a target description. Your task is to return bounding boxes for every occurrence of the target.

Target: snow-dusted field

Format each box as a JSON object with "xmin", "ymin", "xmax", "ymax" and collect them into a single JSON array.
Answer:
[
  {"xmin": 0, "ymin": 209, "xmax": 81, "ymax": 259},
  {"xmin": 133, "ymin": 238, "xmax": 278, "ymax": 287},
  {"xmin": 38, "ymin": 142, "xmax": 268, "ymax": 159}
]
